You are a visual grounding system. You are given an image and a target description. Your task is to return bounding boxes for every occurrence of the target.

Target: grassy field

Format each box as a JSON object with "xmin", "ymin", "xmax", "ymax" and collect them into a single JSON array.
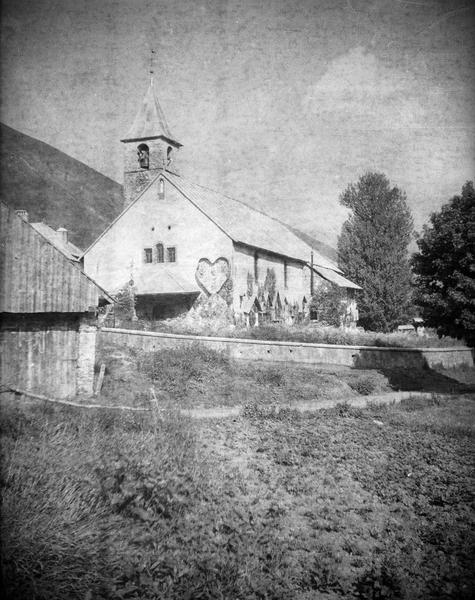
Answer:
[
  {"xmin": 98, "ymin": 342, "xmax": 474, "ymax": 410},
  {"xmin": 1, "ymin": 384, "xmax": 474, "ymax": 599}
]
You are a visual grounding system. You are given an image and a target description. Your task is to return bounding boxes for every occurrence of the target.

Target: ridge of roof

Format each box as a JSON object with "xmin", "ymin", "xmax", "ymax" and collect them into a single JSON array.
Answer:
[
  {"xmin": 83, "ymin": 171, "xmax": 340, "ymax": 272},
  {"xmin": 121, "ymin": 80, "xmax": 180, "ymax": 144},
  {"xmin": 164, "ymin": 172, "xmax": 341, "ymax": 270}
]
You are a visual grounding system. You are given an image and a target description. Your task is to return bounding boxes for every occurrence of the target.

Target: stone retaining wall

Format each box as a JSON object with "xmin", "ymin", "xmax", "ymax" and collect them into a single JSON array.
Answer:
[{"xmin": 99, "ymin": 328, "xmax": 473, "ymax": 369}]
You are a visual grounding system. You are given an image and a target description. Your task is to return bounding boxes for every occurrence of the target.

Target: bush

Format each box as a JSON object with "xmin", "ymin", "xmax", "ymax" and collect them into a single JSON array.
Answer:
[
  {"xmin": 137, "ymin": 343, "xmax": 229, "ymax": 383},
  {"xmin": 143, "ymin": 318, "xmax": 464, "ymax": 348}
]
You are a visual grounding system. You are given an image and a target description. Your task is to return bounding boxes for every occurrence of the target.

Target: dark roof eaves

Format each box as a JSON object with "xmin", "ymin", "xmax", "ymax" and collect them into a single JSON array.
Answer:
[
  {"xmin": 120, "ymin": 134, "xmax": 182, "ymax": 147},
  {"xmin": 233, "ymin": 240, "xmax": 308, "ymax": 265}
]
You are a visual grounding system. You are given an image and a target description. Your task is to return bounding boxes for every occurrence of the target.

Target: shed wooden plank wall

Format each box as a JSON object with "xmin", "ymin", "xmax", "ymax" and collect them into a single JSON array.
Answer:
[
  {"xmin": 1, "ymin": 314, "xmax": 80, "ymax": 398},
  {"xmin": 0, "ymin": 202, "xmax": 100, "ymax": 313}
]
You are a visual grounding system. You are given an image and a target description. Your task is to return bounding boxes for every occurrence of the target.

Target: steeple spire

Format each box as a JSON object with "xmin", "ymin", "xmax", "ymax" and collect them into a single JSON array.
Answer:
[
  {"xmin": 121, "ymin": 61, "xmax": 182, "ymax": 207},
  {"xmin": 121, "ymin": 79, "xmax": 178, "ymax": 143}
]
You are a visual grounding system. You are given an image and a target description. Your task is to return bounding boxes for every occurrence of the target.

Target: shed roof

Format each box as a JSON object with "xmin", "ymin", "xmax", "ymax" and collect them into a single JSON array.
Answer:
[
  {"xmin": 313, "ymin": 266, "xmax": 362, "ymax": 290},
  {"xmin": 131, "ymin": 268, "xmax": 200, "ymax": 296},
  {"xmin": 30, "ymin": 222, "xmax": 82, "ymax": 261},
  {"xmin": 1, "ymin": 202, "xmax": 112, "ymax": 313}
]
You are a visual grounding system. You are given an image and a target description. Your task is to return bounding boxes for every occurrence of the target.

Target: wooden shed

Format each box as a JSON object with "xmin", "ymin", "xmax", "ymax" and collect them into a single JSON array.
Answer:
[{"xmin": 0, "ymin": 202, "xmax": 111, "ymax": 398}]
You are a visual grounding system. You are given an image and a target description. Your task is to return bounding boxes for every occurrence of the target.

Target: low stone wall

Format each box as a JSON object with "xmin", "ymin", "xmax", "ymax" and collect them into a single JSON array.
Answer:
[{"xmin": 99, "ymin": 328, "xmax": 474, "ymax": 370}]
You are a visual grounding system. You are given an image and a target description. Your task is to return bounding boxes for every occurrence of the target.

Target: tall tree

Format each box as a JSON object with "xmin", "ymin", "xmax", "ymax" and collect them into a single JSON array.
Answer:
[
  {"xmin": 411, "ymin": 182, "xmax": 475, "ymax": 346},
  {"xmin": 338, "ymin": 172, "xmax": 414, "ymax": 332}
]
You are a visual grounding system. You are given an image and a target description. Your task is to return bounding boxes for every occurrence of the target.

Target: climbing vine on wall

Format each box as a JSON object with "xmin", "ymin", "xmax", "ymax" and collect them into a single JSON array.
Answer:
[
  {"xmin": 263, "ymin": 268, "xmax": 276, "ymax": 299},
  {"xmin": 218, "ymin": 276, "xmax": 234, "ymax": 306},
  {"xmin": 247, "ymin": 272, "xmax": 254, "ymax": 297}
]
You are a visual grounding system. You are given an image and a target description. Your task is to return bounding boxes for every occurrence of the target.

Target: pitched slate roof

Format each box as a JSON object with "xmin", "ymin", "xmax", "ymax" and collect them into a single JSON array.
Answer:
[
  {"xmin": 164, "ymin": 172, "xmax": 341, "ymax": 271},
  {"xmin": 1, "ymin": 202, "xmax": 112, "ymax": 313},
  {"xmin": 30, "ymin": 222, "xmax": 82, "ymax": 261},
  {"xmin": 121, "ymin": 80, "xmax": 181, "ymax": 144}
]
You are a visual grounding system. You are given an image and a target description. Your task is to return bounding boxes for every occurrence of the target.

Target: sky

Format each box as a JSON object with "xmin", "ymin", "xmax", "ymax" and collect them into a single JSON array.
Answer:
[{"xmin": 1, "ymin": 0, "xmax": 474, "ymax": 247}]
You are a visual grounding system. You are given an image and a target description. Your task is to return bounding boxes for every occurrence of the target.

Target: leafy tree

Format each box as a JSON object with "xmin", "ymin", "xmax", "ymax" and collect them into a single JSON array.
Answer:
[
  {"xmin": 310, "ymin": 282, "xmax": 346, "ymax": 327},
  {"xmin": 115, "ymin": 283, "xmax": 137, "ymax": 321},
  {"xmin": 338, "ymin": 172, "xmax": 414, "ymax": 332},
  {"xmin": 411, "ymin": 181, "xmax": 475, "ymax": 346}
]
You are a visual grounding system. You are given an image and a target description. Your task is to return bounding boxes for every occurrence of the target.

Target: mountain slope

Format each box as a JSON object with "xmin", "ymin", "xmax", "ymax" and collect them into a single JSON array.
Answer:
[
  {"xmin": 284, "ymin": 224, "xmax": 338, "ymax": 263},
  {"xmin": 0, "ymin": 123, "xmax": 123, "ymax": 249}
]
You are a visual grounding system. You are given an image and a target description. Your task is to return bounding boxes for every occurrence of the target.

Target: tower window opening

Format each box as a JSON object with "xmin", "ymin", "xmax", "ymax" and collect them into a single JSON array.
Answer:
[
  {"xmin": 144, "ymin": 248, "xmax": 153, "ymax": 263},
  {"xmin": 167, "ymin": 146, "xmax": 173, "ymax": 166},
  {"xmin": 137, "ymin": 144, "xmax": 149, "ymax": 169},
  {"xmin": 284, "ymin": 261, "xmax": 288, "ymax": 289},
  {"xmin": 156, "ymin": 243, "xmax": 164, "ymax": 263},
  {"xmin": 158, "ymin": 178, "xmax": 164, "ymax": 198}
]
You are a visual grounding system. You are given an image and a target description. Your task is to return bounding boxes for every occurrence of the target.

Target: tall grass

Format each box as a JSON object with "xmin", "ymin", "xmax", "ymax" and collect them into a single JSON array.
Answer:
[
  {"xmin": 0, "ymin": 402, "xmax": 205, "ymax": 599},
  {"xmin": 149, "ymin": 318, "xmax": 466, "ymax": 348},
  {"xmin": 2, "ymin": 396, "xmax": 474, "ymax": 599}
]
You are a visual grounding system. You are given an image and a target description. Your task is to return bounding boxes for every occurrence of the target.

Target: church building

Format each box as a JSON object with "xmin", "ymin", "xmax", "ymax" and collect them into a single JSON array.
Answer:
[{"xmin": 82, "ymin": 80, "xmax": 360, "ymax": 325}]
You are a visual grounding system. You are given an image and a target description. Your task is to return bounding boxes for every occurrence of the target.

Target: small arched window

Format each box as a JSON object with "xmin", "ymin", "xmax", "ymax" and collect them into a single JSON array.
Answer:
[
  {"xmin": 137, "ymin": 143, "xmax": 149, "ymax": 169},
  {"xmin": 167, "ymin": 146, "xmax": 173, "ymax": 166},
  {"xmin": 156, "ymin": 243, "xmax": 164, "ymax": 263}
]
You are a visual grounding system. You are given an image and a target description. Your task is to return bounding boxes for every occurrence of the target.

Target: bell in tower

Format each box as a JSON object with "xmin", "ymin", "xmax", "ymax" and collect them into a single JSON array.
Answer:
[{"xmin": 121, "ymin": 77, "xmax": 182, "ymax": 208}]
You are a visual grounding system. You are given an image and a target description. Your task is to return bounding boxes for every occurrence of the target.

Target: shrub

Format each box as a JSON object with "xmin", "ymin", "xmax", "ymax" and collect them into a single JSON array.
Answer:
[
  {"xmin": 137, "ymin": 343, "xmax": 229, "ymax": 385},
  {"xmin": 145, "ymin": 318, "xmax": 464, "ymax": 348},
  {"xmin": 310, "ymin": 282, "xmax": 347, "ymax": 327}
]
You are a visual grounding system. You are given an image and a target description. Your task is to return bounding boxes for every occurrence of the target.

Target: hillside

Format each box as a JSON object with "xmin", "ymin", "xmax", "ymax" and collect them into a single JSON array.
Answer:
[
  {"xmin": 285, "ymin": 224, "xmax": 338, "ymax": 263},
  {"xmin": 0, "ymin": 124, "xmax": 338, "ymax": 262},
  {"xmin": 0, "ymin": 123, "xmax": 123, "ymax": 249}
]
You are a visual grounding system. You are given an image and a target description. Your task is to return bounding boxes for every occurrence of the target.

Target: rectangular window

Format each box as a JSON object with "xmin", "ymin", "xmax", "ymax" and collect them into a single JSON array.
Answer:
[
  {"xmin": 156, "ymin": 243, "xmax": 164, "ymax": 263},
  {"xmin": 167, "ymin": 246, "xmax": 176, "ymax": 263},
  {"xmin": 144, "ymin": 248, "xmax": 153, "ymax": 263},
  {"xmin": 284, "ymin": 261, "xmax": 288, "ymax": 288}
]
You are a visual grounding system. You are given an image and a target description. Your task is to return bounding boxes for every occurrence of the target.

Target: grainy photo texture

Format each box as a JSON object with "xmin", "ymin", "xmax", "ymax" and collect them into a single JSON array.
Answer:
[{"xmin": 1, "ymin": 1, "xmax": 474, "ymax": 599}]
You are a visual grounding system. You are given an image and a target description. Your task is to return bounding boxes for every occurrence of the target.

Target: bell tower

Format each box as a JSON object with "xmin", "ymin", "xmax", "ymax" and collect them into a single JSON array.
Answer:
[{"xmin": 121, "ymin": 76, "xmax": 182, "ymax": 208}]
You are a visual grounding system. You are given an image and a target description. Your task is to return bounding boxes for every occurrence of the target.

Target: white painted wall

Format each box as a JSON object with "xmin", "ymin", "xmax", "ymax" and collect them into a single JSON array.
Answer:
[
  {"xmin": 84, "ymin": 177, "xmax": 234, "ymax": 294},
  {"xmin": 232, "ymin": 244, "xmax": 308, "ymax": 311}
]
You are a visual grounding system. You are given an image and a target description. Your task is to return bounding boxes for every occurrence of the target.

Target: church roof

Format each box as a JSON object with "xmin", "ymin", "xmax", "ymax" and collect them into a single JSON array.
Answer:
[
  {"xmin": 83, "ymin": 171, "xmax": 342, "ymax": 273},
  {"xmin": 121, "ymin": 80, "xmax": 181, "ymax": 144},
  {"xmin": 312, "ymin": 265, "xmax": 362, "ymax": 289},
  {"xmin": 164, "ymin": 172, "xmax": 341, "ymax": 271}
]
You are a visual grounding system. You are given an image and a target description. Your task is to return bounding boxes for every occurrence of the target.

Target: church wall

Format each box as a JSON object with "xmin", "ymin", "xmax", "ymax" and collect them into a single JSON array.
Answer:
[
  {"xmin": 232, "ymin": 244, "xmax": 308, "ymax": 310},
  {"xmin": 84, "ymin": 177, "xmax": 234, "ymax": 296}
]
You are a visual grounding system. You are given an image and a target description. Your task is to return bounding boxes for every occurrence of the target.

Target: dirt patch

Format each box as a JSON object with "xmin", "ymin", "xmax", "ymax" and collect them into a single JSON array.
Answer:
[{"xmin": 2, "ymin": 395, "xmax": 474, "ymax": 599}]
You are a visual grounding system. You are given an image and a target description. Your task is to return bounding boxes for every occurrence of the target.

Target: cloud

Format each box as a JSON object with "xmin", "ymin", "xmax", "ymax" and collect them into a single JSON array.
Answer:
[{"xmin": 303, "ymin": 46, "xmax": 425, "ymax": 129}]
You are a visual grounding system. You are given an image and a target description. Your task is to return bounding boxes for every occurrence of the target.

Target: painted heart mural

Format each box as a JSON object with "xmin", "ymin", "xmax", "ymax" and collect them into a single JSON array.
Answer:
[{"xmin": 196, "ymin": 258, "xmax": 230, "ymax": 295}]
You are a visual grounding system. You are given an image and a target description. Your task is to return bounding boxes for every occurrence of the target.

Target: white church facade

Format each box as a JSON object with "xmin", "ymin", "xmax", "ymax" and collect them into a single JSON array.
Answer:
[{"xmin": 82, "ymin": 81, "xmax": 360, "ymax": 325}]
